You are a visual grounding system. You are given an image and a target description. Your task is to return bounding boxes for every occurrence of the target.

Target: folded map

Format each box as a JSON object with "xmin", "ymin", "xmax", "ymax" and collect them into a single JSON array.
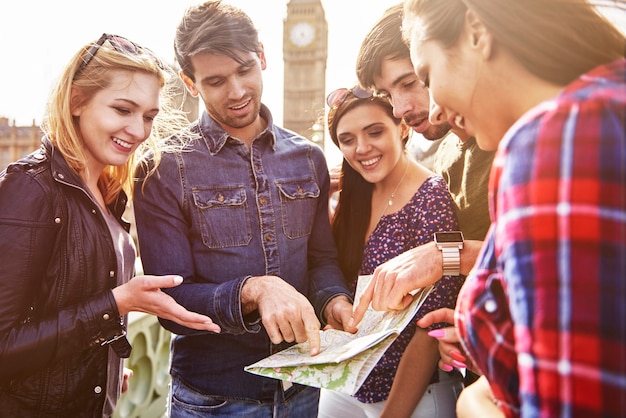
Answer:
[{"xmin": 245, "ymin": 275, "xmax": 434, "ymax": 395}]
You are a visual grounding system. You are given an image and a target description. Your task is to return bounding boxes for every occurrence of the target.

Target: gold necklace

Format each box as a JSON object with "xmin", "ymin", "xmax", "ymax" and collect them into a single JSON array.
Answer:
[{"xmin": 377, "ymin": 158, "xmax": 410, "ymax": 221}]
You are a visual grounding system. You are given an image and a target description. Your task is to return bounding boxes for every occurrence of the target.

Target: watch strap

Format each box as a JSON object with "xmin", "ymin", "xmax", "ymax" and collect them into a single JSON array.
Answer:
[{"xmin": 441, "ymin": 246, "xmax": 461, "ymax": 276}]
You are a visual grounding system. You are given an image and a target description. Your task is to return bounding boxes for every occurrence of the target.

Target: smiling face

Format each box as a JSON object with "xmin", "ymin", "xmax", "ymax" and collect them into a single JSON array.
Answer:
[
  {"xmin": 181, "ymin": 48, "xmax": 266, "ymax": 141},
  {"xmin": 72, "ymin": 69, "xmax": 160, "ymax": 179},
  {"xmin": 372, "ymin": 57, "xmax": 450, "ymax": 141},
  {"xmin": 335, "ymin": 101, "xmax": 408, "ymax": 186},
  {"xmin": 407, "ymin": 12, "xmax": 502, "ymax": 150}
]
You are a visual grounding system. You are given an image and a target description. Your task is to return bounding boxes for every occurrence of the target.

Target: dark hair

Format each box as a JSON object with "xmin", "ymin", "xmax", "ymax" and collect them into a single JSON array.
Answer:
[
  {"xmin": 174, "ymin": 0, "xmax": 263, "ymax": 81},
  {"xmin": 403, "ymin": 0, "xmax": 626, "ymax": 86},
  {"xmin": 356, "ymin": 3, "xmax": 407, "ymax": 90},
  {"xmin": 328, "ymin": 94, "xmax": 407, "ymax": 283}
]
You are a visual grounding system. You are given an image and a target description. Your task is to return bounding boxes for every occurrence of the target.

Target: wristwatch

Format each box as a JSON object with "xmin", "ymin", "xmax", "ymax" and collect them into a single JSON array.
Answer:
[{"xmin": 434, "ymin": 231, "xmax": 465, "ymax": 276}]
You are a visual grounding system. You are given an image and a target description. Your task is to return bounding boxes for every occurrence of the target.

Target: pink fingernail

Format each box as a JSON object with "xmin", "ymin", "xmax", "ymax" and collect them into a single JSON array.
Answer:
[
  {"xmin": 452, "ymin": 360, "xmax": 467, "ymax": 369},
  {"xmin": 428, "ymin": 329, "xmax": 446, "ymax": 338},
  {"xmin": 441, "ymin": 363, "xmax": 454, "ymax": 372}
]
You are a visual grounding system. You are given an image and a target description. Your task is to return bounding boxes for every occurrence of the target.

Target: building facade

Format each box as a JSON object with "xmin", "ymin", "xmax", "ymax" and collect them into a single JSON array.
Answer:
[{"xmin": 0, "ymin": 118, "xmax": 42, "ymax": 171}]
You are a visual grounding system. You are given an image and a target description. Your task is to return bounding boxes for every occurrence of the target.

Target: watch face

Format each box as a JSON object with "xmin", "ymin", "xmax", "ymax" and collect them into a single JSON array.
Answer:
[
  {"xmin": 434, "ymin": 231, "xmax": 464, "ymax": 243},
  {"xmin": 290, "ymin": 22, "xmax": 315, "ymax": 47}
]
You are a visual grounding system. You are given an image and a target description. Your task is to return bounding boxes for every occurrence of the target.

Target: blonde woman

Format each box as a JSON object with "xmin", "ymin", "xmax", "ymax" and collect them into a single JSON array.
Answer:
[{"xmin": 0, "ymin": 33, "xmax": 219, "ymax": 417}]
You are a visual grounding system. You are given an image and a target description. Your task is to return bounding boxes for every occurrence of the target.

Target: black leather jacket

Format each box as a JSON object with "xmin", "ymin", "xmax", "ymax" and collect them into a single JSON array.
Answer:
[{"xmin": 0, "ymin": 138, "xmax": 130, "ymax": 417}]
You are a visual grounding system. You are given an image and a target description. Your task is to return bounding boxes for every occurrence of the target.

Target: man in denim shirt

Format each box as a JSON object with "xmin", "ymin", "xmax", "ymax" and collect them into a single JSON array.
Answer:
[{"xmin": 133, "ymin": 2, "xmax": 354, "ymax": 417}]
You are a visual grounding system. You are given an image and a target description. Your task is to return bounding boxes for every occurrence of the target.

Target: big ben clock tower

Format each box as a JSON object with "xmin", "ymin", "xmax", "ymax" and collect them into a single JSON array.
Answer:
[{"xmin": 283, "ymin": 0, "xmax": 328, "ymax": 149}]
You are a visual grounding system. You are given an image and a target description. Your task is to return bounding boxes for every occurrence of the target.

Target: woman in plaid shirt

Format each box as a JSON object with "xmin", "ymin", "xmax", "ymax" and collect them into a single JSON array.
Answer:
[{"xmin": 373, "ymin": 0, "xmax": 625, "ymax": 416}]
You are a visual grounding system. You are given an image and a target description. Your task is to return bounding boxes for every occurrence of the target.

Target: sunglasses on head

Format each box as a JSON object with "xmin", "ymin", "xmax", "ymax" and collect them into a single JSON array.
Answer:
[
  {"xmin": 75, "ymin": 33, "xmax": 164, "ymax": 78},
  {"xmin": 326, "ymin": 85, "xmax": 374, "ymax": 109}
]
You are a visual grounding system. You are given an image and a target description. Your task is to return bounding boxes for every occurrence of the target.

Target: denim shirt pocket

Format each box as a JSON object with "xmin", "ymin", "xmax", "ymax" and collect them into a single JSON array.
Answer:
[
  {"xmin": 192, "ymin": 186, "xmax": 252, "ymax": 248},
  {"xmin": 276, "ymin": 179, "xmax": 320, "ymax": 239}
]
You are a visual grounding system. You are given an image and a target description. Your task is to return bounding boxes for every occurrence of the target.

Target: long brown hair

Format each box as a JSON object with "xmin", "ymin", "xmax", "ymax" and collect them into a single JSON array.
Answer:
[
  {"xmin": 328, "ymin": 93, "xmax": 407, "ymax": 283},
  {"xmin": 403, "ymin": 0, "xmax": 626, "ymax": 86}
]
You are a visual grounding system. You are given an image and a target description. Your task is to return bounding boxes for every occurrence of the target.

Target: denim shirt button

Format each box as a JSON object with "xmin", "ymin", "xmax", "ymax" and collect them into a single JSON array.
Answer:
[
  {"xmin": 259, "ymin": 197, "xmax": 266, "ymax": 206},
  {"xmin": 265, "ymin": 233, "xmax": 272, "ymax": 242},
  {"xmin": 217, "ymin": 194, "xmax": 225, "ymax": 202}
]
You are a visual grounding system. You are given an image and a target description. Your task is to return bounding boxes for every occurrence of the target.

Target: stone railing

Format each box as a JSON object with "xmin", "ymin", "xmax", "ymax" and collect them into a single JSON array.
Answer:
[{"xmin": 113, "ymin": 313, "xmax": 172, "ymax": 418}]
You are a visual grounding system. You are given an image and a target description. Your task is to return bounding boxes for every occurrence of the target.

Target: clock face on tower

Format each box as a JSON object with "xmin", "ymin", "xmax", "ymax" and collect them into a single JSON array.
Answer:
[{"xmin": 290, "ymin": 22, "xmax": 316, "ymax": 47}]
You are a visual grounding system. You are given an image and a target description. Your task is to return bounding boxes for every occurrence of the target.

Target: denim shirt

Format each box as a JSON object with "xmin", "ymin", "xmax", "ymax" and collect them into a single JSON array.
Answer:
[{"xmin": 133, "ymin": 105, "xmax": 351, "ymax": 401}]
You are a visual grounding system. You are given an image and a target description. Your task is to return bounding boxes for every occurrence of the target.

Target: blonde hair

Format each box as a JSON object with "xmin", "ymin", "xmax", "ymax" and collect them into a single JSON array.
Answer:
[{"xmin": 41, "ymin": 35, "xmax": 191, "ymax": 205}]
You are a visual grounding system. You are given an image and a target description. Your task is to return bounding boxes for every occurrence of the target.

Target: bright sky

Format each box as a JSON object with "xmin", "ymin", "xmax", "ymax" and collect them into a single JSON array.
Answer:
[
  {"xmin": 1, "ymin": 1, "xmax": 624, "ymax": 129},
  {"xmin": 0, "ymin": 0, "xmax": 400, "ymax": 127}
]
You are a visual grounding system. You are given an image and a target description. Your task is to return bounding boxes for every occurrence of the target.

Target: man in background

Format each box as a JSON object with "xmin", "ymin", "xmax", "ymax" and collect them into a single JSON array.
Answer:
[{"xmin": 352, "ymin": 2, "xmax": 495, "ymax": 387}]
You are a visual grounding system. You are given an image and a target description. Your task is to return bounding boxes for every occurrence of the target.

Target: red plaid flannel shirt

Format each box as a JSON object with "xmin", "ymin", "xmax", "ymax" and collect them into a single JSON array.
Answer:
[{"xmin": 456, "ymin": 58, "xmax": 626, "ymax": 418}]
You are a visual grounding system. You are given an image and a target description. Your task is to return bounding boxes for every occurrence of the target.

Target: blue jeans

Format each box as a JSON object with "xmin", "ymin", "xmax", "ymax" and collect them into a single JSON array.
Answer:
[{"xmin": 168, "ymin": 376, "xmax": 320, "ymax": 417}]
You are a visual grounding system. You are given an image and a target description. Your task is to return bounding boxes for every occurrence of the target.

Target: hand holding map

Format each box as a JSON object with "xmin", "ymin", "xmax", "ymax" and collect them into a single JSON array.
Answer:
[{"xmin": 245, "ymin": 275, "xmax": 433, "ymax": 395}]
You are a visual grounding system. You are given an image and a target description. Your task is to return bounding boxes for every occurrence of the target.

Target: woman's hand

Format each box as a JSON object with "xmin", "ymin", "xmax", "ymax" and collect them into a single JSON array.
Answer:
[
  {"xmin": 112, "ymin": 275, "xmax": 221, "ymax": 333},
  {"xmin": 323, "ymin": 295, "xmax": 357, "ymax": 333},
  {"xmin": 417, "ymin": 307, "xmax": 476, "ymax": 373}
]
